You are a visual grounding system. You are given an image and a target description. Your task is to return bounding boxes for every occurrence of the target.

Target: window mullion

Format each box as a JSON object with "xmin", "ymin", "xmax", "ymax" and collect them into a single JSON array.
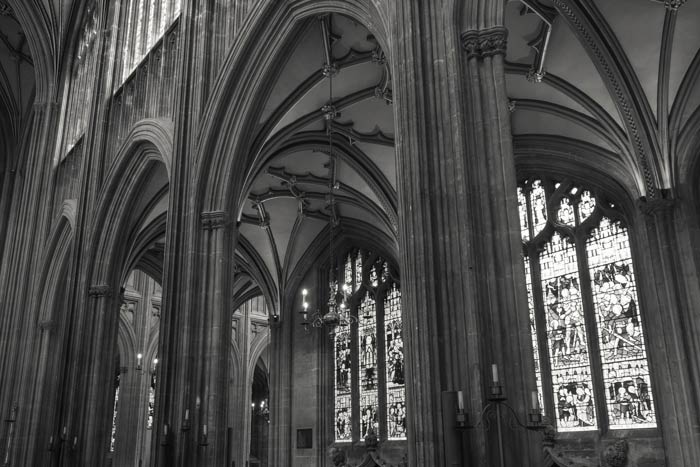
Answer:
[
  {"xmin": 575, "ymin": 229, "xmax": 609, "ymax": 432},
  {"xmin": 529, "ymin": 243, "xmax": 556, "ymax": 420},
  {"xmin": 350, "ymin": 301, "xmax": 360, "ymax": 442}
]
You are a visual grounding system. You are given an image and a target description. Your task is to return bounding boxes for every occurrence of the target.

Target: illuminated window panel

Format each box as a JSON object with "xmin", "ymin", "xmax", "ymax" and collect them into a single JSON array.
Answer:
[
  {"xmin": 360, "ymin": 393, "xmax": 378, "ymax": 438},
  {"xmin": 355, "ymin": 252, "xmax": 363, "ymax": 291},
  {"xmin": 529, "ymin": 180, "xmax": 547, "ymax": 236},
  {"xmin": 147, "ymin": 372, "xmax": 156, "ymax": 430},
  {"xmin": 587, "ymin": 218, "xmax": 655, "ymax": 428},
  {"xmin": 557, "ymin": 197, "xmax": 575, "ymax": 226},
  {"xmin": 578, "ymin": 190, "xmax": 595, "ymax": 222},
  {"xmin": 539, "ymin": 232, "xmax": 597, "ymax": 431},
  {"xmin": 344, "ymin": 253, "xmax": 353, "ymax": 287},
  {"xmin": 384, "ymin": 283, "xmax": 406, "ymax": 439},
  {"xmin": 110, "ymin": 373, "xmax": 120, "ymax": 452},
  {"xmin": 334, "ymin": 329, "xmax": 352, "ymax": 442},
  {"xmin": 359, "ymin": 293, "xmax": 378, "ymax": 393},
  {"xmin": 387, "ymin": 387, "xmax": 407, "ymax": 439},
  {"xmin": 518, "ymin": 187, "xmax": 530, "ymax": 242}
]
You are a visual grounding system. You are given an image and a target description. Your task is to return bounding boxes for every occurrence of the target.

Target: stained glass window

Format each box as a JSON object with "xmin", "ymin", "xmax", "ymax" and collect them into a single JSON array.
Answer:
[
  {"xmin": 110, "ymin": 372, "xmax": 120, "ymax": 452},
  {"xmin": 147, "ymin": 371, "xmax": 156, "ymax": 430},
  {"xmin": 334, "ymin": 328, "xmax": 352, "ymax": 441},
  {"xmin": 120, "ymin": 0, "xmax": 181, "ymax": 82},
  {"xmin": 518, "ymin": 177, "xmax": 656, "ymax": 432},
  {"xmin": 330, "ymin": 248, "xmax": 406, "ymax": 442}
]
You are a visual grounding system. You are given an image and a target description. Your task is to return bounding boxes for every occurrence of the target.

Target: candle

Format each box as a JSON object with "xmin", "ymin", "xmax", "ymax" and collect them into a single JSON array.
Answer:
[
  {"xmin": 202, "ymin": 424, "xmax": 207, "ymax": 436},
  {"xmin": 531, "ymin": 390, "xmax": 539, "ymax": 410},
  {"xmin": 163, "ymin": 424, "xmax": 168, "ymax": 436},
  {"xmin": 457, "ymin": 391, "xmax": 464, "ymax": 411},
  {"xmin": 491, "ymin": 364, "xmax": 499, "ymax": 384},
  {"xmin": 184, "ymin": 409, "xmax": 190, "ymax": 421}
]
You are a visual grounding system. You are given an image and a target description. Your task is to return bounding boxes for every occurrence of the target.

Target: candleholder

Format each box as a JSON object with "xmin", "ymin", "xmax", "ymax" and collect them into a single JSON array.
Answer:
[{"xmin": 457, "ymin": 383, "xmax": 548, "ymax": 467}]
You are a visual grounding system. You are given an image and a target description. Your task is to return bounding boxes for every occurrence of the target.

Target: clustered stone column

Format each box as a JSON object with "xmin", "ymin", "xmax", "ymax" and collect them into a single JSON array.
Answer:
[{"xmin": 391, "ymin": 1, "xmax": 539, "ymax": 465}]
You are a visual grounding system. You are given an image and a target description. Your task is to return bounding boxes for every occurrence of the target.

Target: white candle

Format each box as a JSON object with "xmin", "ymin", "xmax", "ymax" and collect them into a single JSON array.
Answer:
[
  {"xmin": 184, "ymin": 409, "xmax": 190, "ymax": 421},
  {"xmin": 457, "ymin": 391, "xmax": 464, "ymax": 411},
  {"xmin": 202, "ymin": 424, "xmax": 207, "ymax": 436},
  {"xmin": 531, "ymin": 390, "xmax": 539, "ymax": 410},
  {"xmin": 491, "ymin": 364, "xmax": 499, "ymax": 384}
]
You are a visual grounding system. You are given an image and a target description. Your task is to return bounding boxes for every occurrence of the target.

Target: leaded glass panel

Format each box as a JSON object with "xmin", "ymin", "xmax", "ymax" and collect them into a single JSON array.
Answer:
[
  {"xmin": 587, "ymin": 218, "xmax": 655, "ymax": 428},
  {"xmin": 355, "ymin": 252, "xmax": 363, "ymax": 292},
  {"xmin": 385, "ymin": 283, "xmax": 406, "ymax": 439},
  {"xmin": 557, "ymin": 197, "xmax": 575, "ymax": 226},
  {"xmin": 334, "ymin": 328, "xmax": 352, "ymax": 441},
  {"xmin": 578, "ymin": 190, "xmax": 595, "ymax": 222},
  {"xmin": 529, "ymin": 180, "xmax": 547, "ymax": 236},
  {"xmin": 540, "ymin": 232, "xmax": 597, "ymax": 430},
  {"xmin": 518, "ymin": 187, "xmax": 530, "ymax": 241},
  {"xmin": 110, "ymin": 374, "xmax": 120, "ymax": 452},
  {"xmin": 360, "ymin": 393, "xmax": 378, "ymax": 438},
  {"xmin": 147, "ymin": 372, "xmax": 156, "ymax": 430}
]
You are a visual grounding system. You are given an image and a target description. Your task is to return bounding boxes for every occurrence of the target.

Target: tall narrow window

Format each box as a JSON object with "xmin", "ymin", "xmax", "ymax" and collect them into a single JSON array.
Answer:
[
  {"xmin": 518, "ymin": 177, "xmax": 655, "ymax": 432},
  {"xmin": 330, "ymin": 248, "xmax": 406, "ymax": 442},
  {"xmin": 120, "ymin": 0, "xmax": 181, "ymax": 82},
  {"xmin": 110, "ymin": 371, "xmax": 120, "ymax": 452}
]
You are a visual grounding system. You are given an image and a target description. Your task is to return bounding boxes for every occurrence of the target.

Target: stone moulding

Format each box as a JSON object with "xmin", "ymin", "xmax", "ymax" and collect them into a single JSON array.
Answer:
[
  {"xmin": 200, "ymin": 210, "xmax": 228, "ymax": 230},
  {"xmin": 461, "ymin": 27, "xmax": 508, "ymax": 59}
]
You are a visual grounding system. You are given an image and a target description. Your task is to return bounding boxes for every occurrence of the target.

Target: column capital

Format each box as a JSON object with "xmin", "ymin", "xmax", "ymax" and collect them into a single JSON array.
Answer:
[
  {"xmin": 461, "ymin": 27, "xmax": 508, "ymax": 59},
  {"xmin": 664, "ymin": 0, "xmax": 686, "ymax": 11},
  {"xmin": 88, "ymin": 284, "xmax": 113, "ymax": 298},
  {"xmin": 200, "ymin": 210, "xmax": 228, "ymax": 230}
]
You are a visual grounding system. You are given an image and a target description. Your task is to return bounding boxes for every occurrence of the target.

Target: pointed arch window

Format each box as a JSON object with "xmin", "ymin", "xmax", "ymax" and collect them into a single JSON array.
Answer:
[
  {"xmin": 518, "ymin": 177, "xmax": 656, "ymax": 432},
  {"xmin": 331, "ymin": 248, "xmax": 406, "ymax": 442}
]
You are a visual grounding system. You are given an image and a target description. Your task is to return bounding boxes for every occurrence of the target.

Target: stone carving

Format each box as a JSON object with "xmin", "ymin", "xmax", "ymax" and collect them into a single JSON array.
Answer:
[
  {"xmin": 665, "ymin": 0, "xmax": 686, "ymax": 10},
  {"xmin": 601, "ymin": 439, "xmax": 629, "ymax": 467},
  {"xmin": 364, "ymin": 425, "xmax": 379, "ymax": 451},
  {"xmin": 200, "ymin": 211, "xmax": 227, "ymax": 230},
  {"xmin": 461, "ymin": 27, "xmax": 508, "ymax": 59},
  {"xmin": 329, "ymin": 446, "xmax": 347, "ymax": 466},
  {"xmin": 88, "ymin": 285, "xmax": 112, "ymax": 297},
  {"xmin": 636, "ymin": 191, "xmax": 675, "ymax": 216}
]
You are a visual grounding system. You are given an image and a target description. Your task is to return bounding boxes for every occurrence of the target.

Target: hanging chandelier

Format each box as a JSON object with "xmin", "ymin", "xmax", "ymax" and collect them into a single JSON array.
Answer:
[{"xmin": 299, "ymin": 15, "xmax": 358, "ymax": 334}]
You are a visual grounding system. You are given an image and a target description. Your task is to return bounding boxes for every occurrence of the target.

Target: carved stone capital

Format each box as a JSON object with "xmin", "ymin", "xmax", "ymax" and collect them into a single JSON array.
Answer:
[
  {"xmin": 461, "ymin": 27, "xmax": 508, "ymax": 59},
  {"xmin": 88, "ymin": 285, "xmax": 113, "ymax": 298},
  {"xmin": 665, "ymin": 0, "xmax": 686, "ymax": 11},
  {"xmin": 200, "ymin": 211, "xmax": 228, "ymax": 230}
]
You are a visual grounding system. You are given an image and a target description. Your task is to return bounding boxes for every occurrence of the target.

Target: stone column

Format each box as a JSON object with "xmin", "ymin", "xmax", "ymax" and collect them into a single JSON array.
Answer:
[
  {"xmin": 392, "ymin": 1, "xmax": 485, "ymax": 465},
  {"xmin": 460, "ymin": 25, "xmax": 540, "ymax": 466},
  {"xmin": 392, "ymin": 1, "xmax": 538, "ymax": 465},
  {"xmin": 634, "ymin": 198, "xmax": 700, "ymax": 466}
]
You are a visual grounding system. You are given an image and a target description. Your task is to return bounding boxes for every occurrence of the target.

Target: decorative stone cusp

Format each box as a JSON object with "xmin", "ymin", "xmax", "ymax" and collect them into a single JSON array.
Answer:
[{"xmin": 461, "ymin": 27, "xmax": 508, "ymax": 59}]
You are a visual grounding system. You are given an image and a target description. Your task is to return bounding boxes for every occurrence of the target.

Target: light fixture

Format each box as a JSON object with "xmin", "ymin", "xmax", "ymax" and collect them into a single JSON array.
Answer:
[
  {"xmin": 299, "ymin": 18, "xmax": 358, "ymax": 335},
  {"xmin": 136, "ymin": 353, "xmax": 143, "ymax": 371}
]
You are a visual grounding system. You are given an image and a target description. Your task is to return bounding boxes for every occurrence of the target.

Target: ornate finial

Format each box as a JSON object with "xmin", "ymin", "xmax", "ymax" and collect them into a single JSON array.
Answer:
[
  {"xmin": 526, "ymin": 68, "xmax": 546, "ymax": 83},
  {"xmin": 665, "ymin": 0, "xmax": 686, "ymax": 11}
]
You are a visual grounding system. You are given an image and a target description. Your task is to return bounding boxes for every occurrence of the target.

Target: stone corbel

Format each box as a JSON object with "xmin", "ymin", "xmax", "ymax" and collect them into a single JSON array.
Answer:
[
  {"xmin": 636, "ymin": 189, "xmax": 676, "ymax": 216},
  {"xmin": 461, "ymin": 27, "xmax": 508, "ymax": 59},
  {"xmin": 88, "ymin": 284, "xmax": 113, "ymax": 298},
  {"xmin": 663, "ymin": 0, "xmax": 686, "ymax": 11}
]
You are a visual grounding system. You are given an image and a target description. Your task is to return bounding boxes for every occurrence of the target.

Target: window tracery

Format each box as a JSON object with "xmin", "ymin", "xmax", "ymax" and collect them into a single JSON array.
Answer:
[
  {"xmin": 120, "ymin": 0, "xmax": 180, "ymax": 82},
  {"xmin": 518, "ymin": 177, "xmax": 656, "ymax": 432},
  {"xmin": 330, "ymin": 248, "xmax": 406, "ymax": 442}
]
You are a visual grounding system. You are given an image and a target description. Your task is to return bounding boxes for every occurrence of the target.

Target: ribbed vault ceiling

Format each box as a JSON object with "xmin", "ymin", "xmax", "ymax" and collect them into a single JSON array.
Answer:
[
  {"xmin": 236, "ymin": 14, "xmax": 395, "ymax": 305},
  {"xmin": 505, "ymin": 0, "xmax": 700, "ymax": 193}
]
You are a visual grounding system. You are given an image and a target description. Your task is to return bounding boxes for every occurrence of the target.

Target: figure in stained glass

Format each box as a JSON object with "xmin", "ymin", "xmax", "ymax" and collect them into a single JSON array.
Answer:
[{"xmin": 518, "ymin": 177, "xmax": 656, "ymax": 432}]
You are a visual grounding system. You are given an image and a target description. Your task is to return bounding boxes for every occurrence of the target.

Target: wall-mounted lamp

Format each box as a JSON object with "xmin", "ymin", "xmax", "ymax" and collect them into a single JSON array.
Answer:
[
  {"xmin": 199, "ymin": 424, "xmax": 208, "ymax": 446},
  {"xmin": 152, "ymin": 357, "xmax": 158, "ymax": 373},
  {"xmin": 160, "ymin": 423, "xmax": 170, "ymax": 446},
  {"xmin": 136, "ymin": 353, "xmax": 143, "ymax": 371}
]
